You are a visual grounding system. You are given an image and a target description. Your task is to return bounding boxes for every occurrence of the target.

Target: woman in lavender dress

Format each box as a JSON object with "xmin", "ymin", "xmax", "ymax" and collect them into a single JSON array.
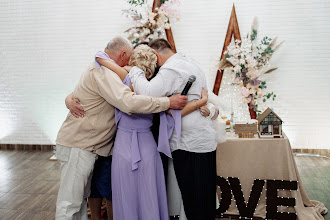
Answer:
[{"xmin": 109, "ymin": 45, "xmax": 166, "ymax": 220}]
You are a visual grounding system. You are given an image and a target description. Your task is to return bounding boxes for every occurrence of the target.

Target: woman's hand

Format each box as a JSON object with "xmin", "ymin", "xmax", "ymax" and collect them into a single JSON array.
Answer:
[
  {"xmin": 199, "ymin": 87, "xmax": 208, "ymax": 107},
  {"xmin": 200, "ymin": 105, "xmax": 210, "ymax": 117}
]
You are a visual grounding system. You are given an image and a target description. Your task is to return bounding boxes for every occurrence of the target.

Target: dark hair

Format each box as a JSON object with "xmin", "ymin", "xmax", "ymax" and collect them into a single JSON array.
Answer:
[
  {"xmin": 134, "ymin": 42, "xmax": 149, "ymax": 49},
  {"xmin": 148, "ymin": 38, "xmax": 173, "ymax": 52}
]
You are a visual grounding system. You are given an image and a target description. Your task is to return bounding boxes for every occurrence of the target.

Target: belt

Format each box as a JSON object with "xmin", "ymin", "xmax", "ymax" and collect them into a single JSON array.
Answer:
[{"xmin": 117, "ymin": 125, "xmax": 150, "ymax": 171}]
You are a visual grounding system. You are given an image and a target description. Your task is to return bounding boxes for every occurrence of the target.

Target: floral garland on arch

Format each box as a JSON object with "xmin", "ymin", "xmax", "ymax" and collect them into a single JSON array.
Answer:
[
  {"xmin": 219, "ymin": 17, "xmax": 283, "ymax": 115},
  {"xmin": 122, "ymin": 0, "xmax": 181, "ymax": 45}
]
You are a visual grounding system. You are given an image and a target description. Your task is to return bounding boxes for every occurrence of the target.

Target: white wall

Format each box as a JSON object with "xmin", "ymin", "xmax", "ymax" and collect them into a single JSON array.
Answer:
[{"xmin": 0, "ymin": 0, "xmax": 330, "ymax": 149}]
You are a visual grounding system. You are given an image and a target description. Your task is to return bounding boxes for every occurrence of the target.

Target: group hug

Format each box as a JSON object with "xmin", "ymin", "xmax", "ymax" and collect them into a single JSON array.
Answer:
[{"xmin": 55, "ymin": 36, "xmax": 220, "ymax": 220}]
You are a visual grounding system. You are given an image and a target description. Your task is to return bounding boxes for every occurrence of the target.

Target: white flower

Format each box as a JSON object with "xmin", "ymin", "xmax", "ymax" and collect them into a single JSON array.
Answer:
[
  {"xmin": 144, "ymin": 28, "xmax": 150, "ymax": 35},
  {"xmin": 228, "ymin": 57, "xmax": 239, "ymax": 66},
  {"xmin": 241, "ymin": 37, "xmax": 252, "ymax": 54},
  {"xmin": 233, "ymin": 65, "xmax": 242, "ymax": 73},
  {"xmin": 164, "ymin": 23, "xmax": 171, "ymax": 29},
  {"xmin": 133, "ymin": 33, "xmax": 140, "ymax": 38}
]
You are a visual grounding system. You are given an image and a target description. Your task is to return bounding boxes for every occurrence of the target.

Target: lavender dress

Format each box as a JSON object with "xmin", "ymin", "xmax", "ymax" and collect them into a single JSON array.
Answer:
[{"xmin": 111, "ymin": 75, "xmax": 181, "ymax": 220}]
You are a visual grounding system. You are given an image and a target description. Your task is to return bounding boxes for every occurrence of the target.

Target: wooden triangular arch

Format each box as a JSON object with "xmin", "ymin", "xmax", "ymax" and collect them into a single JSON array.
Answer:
[
  {"xmin": 213, "ymin": 5, "xmax": 257, "ymax": 119},
  {"xmin": 152, "ymin": 0, "xmax": 177, "ymax": 52},
  {"xmin": 213, "ymin": 4, "xmax": 241, "ymax": 95}
]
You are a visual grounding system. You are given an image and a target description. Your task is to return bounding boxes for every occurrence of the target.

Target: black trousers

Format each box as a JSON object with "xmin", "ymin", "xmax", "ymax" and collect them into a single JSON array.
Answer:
[{"xmin": 172, "ymin": 150, "xmax": 217, "ymax": 220}]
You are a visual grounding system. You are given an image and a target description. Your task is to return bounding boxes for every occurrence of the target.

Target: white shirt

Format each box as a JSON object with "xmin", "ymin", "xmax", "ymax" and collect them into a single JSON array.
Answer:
[{"xmin": 129, "ymin": 53, "xmax": 217, "ymax": 153}]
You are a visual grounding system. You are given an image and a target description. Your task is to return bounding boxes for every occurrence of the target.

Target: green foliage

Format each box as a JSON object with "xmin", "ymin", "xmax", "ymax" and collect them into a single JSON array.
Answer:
[
  {"xmin": 132, "ymin": 38, "xmax": 140, "ymax": 45},
  {"xmin": 160, "ymin": 0, "xmax": 169, "ymax": 4},
  {"xmin": 127, "ymin": 0, "xmax": 145, "ymax": 6},
  {"xmin": 262, "ymin": 92, "xmax": 276, "ymax": 103},
  {"xmin": 261, "ymin": 36, "xmax": 272, "ymax": 45},
  {"xmin": 259, "ymin": 81, "xmax": 267, "ymax": 89},
  {"xmin": 251, "ymin": 29, "xmax": 257, "ymax": 41}
]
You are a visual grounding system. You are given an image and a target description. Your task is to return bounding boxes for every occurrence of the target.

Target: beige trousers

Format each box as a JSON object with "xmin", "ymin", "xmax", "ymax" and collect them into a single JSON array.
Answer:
[{"xmin": 55, "ymin": 145, "xmax": 97, "ymax": 220}]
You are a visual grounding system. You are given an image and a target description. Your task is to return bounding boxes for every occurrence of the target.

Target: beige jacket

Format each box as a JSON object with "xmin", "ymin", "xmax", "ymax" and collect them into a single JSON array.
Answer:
[{"xmin": 56, "ymin": 62, "xmax": 170, "ymax": 156}]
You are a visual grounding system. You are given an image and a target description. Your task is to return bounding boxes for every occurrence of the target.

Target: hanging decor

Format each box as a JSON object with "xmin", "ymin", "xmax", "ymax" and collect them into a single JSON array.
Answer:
[
  {"xmin": 122, "ymin": 0, "xmax": 181, "ymax": 46},
  {"xmin": 218, "ymin": 17, "xmax": 283, "ymax": 116}
]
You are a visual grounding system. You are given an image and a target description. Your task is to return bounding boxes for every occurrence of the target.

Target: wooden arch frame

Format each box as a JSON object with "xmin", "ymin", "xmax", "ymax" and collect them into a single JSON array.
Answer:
[
  {"xmin": 152, "ymin": 0, "xmax": 177, "ymax": 52},
  {"xmin": 212, "ymin": 5, "xmax": 257, "ymax": 119}
]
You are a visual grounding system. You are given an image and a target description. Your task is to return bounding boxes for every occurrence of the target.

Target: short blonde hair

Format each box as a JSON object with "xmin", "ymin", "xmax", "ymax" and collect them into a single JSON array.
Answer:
[{"xmin": 129, "ymin": 45, "xmax": 157, "ymax": 79}]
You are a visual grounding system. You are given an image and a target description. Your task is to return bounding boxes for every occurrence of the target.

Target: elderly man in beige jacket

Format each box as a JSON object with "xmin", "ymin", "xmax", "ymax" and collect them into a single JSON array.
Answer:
[{"xmin": 55, "ymin": 36, "xmax": 187, "ymax": 220}]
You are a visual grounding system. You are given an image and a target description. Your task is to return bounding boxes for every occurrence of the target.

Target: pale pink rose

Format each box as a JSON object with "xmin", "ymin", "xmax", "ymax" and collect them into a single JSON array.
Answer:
[
  {"xmin": 258, "ymin": 93, "xmax": 263, "ymax": 98},
  {"xmin": 246, "ymin": 83, "xmax": 252, "ymax": 89},
  {"xmin": 239, "ymin": 83, "xmax": 244, "ymax": 88},
  {"xmin": 257, "ymin": 88, "xmax": 262, "ymax": 93},
  {"xmin": 241, "ymin": 87, "xmax": 250, "ymax": 97},
  {"xmin": 149, "ymin": 12, "xmax": 155, "ymax": 21},
  {"xmin": 247, "ymin": 68, "xmax": 259, "ymax": 79},
  {"xmin": 249, "ymin": 89, "xmax": 254, "ymax": 94},
  {"xmin": 241, "ymin": 96, "xmax": 252, "ymax": 104}
]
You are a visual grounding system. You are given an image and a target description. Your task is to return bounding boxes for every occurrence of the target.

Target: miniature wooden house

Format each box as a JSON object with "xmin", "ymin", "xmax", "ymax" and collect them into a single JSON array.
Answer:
[{"xmin": 257, "ymin": 108, "xmax": 283, "ymax": 138}]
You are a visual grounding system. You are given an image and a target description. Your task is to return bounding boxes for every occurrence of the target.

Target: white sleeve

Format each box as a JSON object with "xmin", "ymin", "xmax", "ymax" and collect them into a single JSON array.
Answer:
[
  {"xmin": 129, "ymin": 66, "xmax": 166, "ymax": 97},
  {"xmin": 206, "ymin": 103, "xmax": 219, "ymax": 120}
]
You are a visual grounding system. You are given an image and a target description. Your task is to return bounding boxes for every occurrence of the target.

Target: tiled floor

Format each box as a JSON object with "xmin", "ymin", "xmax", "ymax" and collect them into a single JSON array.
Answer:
[{"xmin": 0, "ymin": 150, "xmax": 328, "ymax": 220}]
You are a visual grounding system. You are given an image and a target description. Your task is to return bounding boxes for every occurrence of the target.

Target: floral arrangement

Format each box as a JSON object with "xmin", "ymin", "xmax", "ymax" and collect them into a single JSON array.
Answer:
[
  {"xmin": 219, "ymin": 18, "xmax": 283, "ymax": 114},
  {"xmin": 123, "ymin": 0, "xmax": 181, "ymax": 45}
]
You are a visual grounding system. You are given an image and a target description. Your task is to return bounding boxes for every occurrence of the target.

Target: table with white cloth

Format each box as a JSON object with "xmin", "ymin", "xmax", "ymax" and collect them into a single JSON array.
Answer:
[{"xmin": 216, "ymin": 133, "xmax": 328, "ymax": 219}]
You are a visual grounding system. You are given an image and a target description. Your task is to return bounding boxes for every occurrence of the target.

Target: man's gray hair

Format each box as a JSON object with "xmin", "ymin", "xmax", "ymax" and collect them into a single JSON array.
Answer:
[{"xmin": 106, "ymin": 36, "xmax": 132, "ymax": 53}]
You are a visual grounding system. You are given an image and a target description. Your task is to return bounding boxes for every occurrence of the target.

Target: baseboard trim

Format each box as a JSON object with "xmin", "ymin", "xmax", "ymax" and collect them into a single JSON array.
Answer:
[
  {"xmin": 292, "ymin": 148, "xmax": 330, "ymax": 157},
  {"xmin": 0, "ymin": 145, "xmax": 329, "ymax": 157},
  {"xmin": 0, "ymin": 144, "xmax": 54, "ymax": 151}
]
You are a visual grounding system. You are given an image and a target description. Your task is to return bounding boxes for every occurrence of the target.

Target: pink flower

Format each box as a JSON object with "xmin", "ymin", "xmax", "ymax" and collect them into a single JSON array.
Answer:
[
  {"xmin": 157, "ymin": 19, "xmax": 163, "ymax": 25},
  {"xmin": 242, "ymin": 96, "xmax": 251, "ymax": 104},
  {"xmin": 149, "ymin": 12, "xmax": 155, "ymax": 21},
  {"xmin": 159, "ymin": 0, "xmax": 181, "ymax": 19},
  {"xmin": 246, "ymin": 83, "xmax": 252, "ymax": 89},
  {"xmin": 241, "ymin": 87, "xmax": 250, "ymax": 97},
  {"xmin": 258, "ymin": 93, "xmax": 263, "ymax": 98},
  {"xmin": 247, "ymin": 68, "xmax": 259, "ymax": 79}
]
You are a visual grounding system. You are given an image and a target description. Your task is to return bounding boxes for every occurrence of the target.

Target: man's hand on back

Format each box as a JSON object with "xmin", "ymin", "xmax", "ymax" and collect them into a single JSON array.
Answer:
[
  {"xmin": 169, "ymin": 94, "xmax": 188, "ymax": 110},
  {"xmin": 65, "ymin": 94, "xmax": 85, "ymax": 118}
]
